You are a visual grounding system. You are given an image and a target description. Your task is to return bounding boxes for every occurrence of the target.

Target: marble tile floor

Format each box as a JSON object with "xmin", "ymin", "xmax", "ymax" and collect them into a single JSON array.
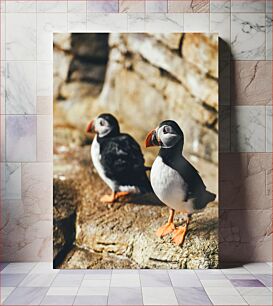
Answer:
[{"xmin": 0, "ymin": 262, "xmax": 272, "ymax": 305}]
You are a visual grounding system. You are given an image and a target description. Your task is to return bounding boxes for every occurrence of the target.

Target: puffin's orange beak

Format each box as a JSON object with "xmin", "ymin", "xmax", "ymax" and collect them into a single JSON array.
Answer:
[
  {"xmin": 86, "ymin": 120, "xmax": 94, "ymax": 133},
  {"xmin": 145, "ymin": 129, "xmax": 157, "ymax": 147}
]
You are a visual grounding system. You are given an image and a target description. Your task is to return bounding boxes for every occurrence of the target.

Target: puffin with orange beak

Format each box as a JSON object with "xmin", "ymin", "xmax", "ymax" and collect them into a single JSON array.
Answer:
[
  {"xmin": 86, "ymin": 113, "xmax": 151, "ymax": 203},
  {"xmin": 145, "ymin": 120, "xmax": 216, "ymax": 245}
]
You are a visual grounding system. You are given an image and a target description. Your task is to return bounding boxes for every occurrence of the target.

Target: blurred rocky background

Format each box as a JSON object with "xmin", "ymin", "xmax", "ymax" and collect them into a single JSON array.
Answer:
[{"xmin": 53, "ymin": 33, "xmax": 219, "ymax": 269}]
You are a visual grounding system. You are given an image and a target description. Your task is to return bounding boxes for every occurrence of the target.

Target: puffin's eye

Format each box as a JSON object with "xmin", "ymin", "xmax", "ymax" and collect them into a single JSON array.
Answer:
[
  {"xmin": 163, "ymin": 126, "xmax": 170, "ymax": 134},
  {"xmin": 99, "ymin": 120, "xmax": 105, "ymax": 126}
]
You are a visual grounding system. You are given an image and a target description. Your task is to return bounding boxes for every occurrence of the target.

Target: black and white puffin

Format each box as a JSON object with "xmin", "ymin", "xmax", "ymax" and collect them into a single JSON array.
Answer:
[
  {"xmin": 145, "ymin": 120, "xmax": 216, "ymax": 245},
  {"xmin": 86, "ymin": 113, "xmax": 152, "ymax": 203}
]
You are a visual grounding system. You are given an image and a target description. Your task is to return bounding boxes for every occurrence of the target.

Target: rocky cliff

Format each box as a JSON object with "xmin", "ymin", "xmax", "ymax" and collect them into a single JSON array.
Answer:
[
  {"xmin": 54, "ymin": 147, "xmax": 218, "ymax": 269},
  {"xmin": 54, "ymin": 33, "xmax": 218, "ymax": 194}
]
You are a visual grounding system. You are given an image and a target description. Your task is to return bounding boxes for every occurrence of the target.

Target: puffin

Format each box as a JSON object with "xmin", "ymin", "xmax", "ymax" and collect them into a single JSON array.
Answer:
[
  {"xmin": 86, "ymin": 113, "xmax": 152, "ymax": 203},
  {"xmin": 145, "ymin": 120, "xmax": 216, "ymax": 245}
]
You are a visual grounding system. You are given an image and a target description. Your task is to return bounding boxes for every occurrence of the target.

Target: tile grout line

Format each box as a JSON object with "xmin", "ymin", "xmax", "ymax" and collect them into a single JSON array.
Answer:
[
  {"xmin": 35, "ymin": 0, "xmax": 38, "ymax": 164},
  {"xmin": 264, "ymin": 103, "xmax": 267, "ymax": 152},
  {"xmin": 85, "ymin": 0, "xmax": 87, "ymax": 30},
  {"xmin": 4, "ymin": 7, "xmax": 6, "ymax": 167},
  {"xmin": 106, "ymin": 269, "xmax": 113, "ymax": 305},
  {"xmin": 139, "ymin": 269, "xmax": 144, "ymax": 306},
  {"xmin": 196, "ymin": 268, "xmax": 228, "ymax": 304},
  {"xmin": 168, "ymin": 270, "xmax": 180, "ymax": 305},
  {"xmin": 72, "ymin": 270, "xmax": 84, "ymax": 306},
  {"xmin": 265, "ymin": 9, "xmax": 268, "ymax": 60}
]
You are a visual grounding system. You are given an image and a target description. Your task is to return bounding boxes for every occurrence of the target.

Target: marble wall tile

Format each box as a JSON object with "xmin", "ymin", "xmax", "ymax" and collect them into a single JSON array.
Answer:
[
  {"xmin": 144, "ymin": 13, "xmax": 183, "ymax": 32},
  {"xmin": 37, "ymin": 1, "xmax": 67, "ymax": 13},
  {"xmin": 37, "ymin": 61, "xmax": 53, "ymax": 98},
  {"xmin": 231, "ymin": 61, "xmax": 272, "ymax": 105},
  {"xmin": 68, "ymin": 1, "xmax": 87, "ymax": 13},
  {"xmin": 87, "ymin": 13, "xmax": 127, "ymax": 32},
  {"xmin": 1, "ymin": 115, "xmax": 5, "ymax": 161},
  {"xmin": 22, "ymin": 162, "xmax": 52, "ymax": 217},
  {"xmin": 0, "ymin": 0, "xmax": 5, "ymax": 12},
  {"xmin": 1, "ymin": 62, "xmax": 5, "ymax": 114},
  {"xmin": 1, "ymin": 162, "xmax": 5, "ymax": 199},
  {"xmin": 4, "ymin": 163, "xmax": 21, "ymax": 199},
  {"xmin": 219, "ymin": 106, "xmax": 230, "ymax": 152},
  {"xmin": 266, "ymin": 13, "xmax": 272, "ymax": 60},
  {"xmin": 37, "ymin": 115, "xmax": 53, "ymax": 162},
  {"xmin": 0, "ymin": 198, "xmax": 52, "ymax": 262},
  {"xmin": 36, "ymin": 96, "xmax": 52, "ymax": 115},
  {"xmin": 266, "ymin": 0, "xmax": 272, "ymax": 12},
  {"xmin": 210, "ymin": 13, "xmax": 231, "ymax": 44},
  {"xmin": 231, "ymin": 0, "xmax": 266, "ymax": 13},
  {"xmin": 37, "ymin": 13, "xmax": 68, "ymax": 61},
  {"xmin": 68, "ymin": 13, "xmax": 87, "ymax": 32},
  {"xmin": 87, "ymin": 0, "xmax": 118, "ymax": 13},
  {"xmin": 168, "ymin": 0, "xmax": 209, "ymax": 13},
  {"xmin": 146, "ymin": 0, "xmax": 167, "ymax": 13},
  {"xmin": 128, "ymin": 13, "xmax": 145, "ymax": 32},
  {"xmin": 6, "ymin": 1, "xmax": 37, "ymax": 13},
  {"xmin": 0, "ymin": 199, "xmax": 24, "ymax": 261},
  {"xmin": 266, "ymin": 106, "xmax": 272, "ymax": 152},
  {"xmin": 6, "ymin": 13, "xmax": 36, "ymax": 60},
  {"xmin": 220, "ymin": 153, "xmax": 272, "ymax": 210},
  {"xmin": 119, "ymin": 0, "xmax": 145, "ymax": 13},
  {"xmin": 266, "ymin": 171, "xmax": 271, "ymax": 202},
  {"xmin": 231, "ymin": 106, "xmax": 266, "ymax": 152},
  {"xmin": 1, "ymin": 13, "xmax": 6, "ymax": 60},
  {"xmin": 231, "ymin": 13, "xmax": 266, "ymax": 60},
  {"xmin": 220, "ymin": 209, "xmax": 272, "ymax": 262},
  {"xmin": 184, "ymin": 13, "xmax": 209, "ymax": 32},
  {"xmin": 6, "ymin": 61, "xmax": 36, "ymax": 114},
  {"xmin": 6, "ymin": 115, "xmax": 37, "ymax": 162},
  {"xmin": 210, "ymin": 0, "xmax": 231, "ymax": 13},
  {"xmin": 14, "ymin": 162, "xmax": 53, "ymax": 261},
  {"xmin": 210, "ymin": 13, "xmax": 231, "ymax": 60}
]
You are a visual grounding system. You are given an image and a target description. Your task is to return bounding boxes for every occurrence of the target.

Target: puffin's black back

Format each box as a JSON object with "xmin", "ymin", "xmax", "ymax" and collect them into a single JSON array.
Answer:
[{"xmin": 98, "ymin": 133, "xmax": 152, "ymax": 193}]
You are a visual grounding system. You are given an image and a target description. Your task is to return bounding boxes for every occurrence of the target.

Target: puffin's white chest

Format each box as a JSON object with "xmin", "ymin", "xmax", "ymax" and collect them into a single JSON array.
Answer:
[
  {"xmin": 151, "ymin": 156, "xmax": 192, "ymax": 212},
  {"xmin": 91, "ymin": 136, "xmax": 116, "ymax": 191}
]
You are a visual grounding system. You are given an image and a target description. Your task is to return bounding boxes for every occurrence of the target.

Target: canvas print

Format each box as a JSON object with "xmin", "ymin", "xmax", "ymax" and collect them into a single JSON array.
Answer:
[{"xmin": 53, "ymin": 33, "xmax": 219, "ymax": 269}]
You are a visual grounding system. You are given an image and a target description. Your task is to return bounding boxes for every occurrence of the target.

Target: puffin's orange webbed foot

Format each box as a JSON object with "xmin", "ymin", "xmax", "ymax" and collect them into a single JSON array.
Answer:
[
  {"xmin": 114, "ymin": 191, "xmax": 130, "ymax": 200},
  {"xmin": 156, "ymin": 222, "xmax": 176, "ymax": 238},
  {"xmin": 100, "ymin": 191, "xmax": 131, "ymax": 203},
  {"xmin": 172, "ymin": 224, "xmax": 188, "ymax": 245},
  {"xmin": 100, "ymin": 194, "xmax": 115, "ymax": 203}
]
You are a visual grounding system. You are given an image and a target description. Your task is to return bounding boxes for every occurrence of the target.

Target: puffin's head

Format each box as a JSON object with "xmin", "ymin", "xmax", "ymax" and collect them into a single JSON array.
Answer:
[
  {"xmin": 145, "ymin": 120, "xmax": 184, "ymax": 149},
  {"xmin": 86, "ymin": 113, "xmax": 120, "ymax": 138}
]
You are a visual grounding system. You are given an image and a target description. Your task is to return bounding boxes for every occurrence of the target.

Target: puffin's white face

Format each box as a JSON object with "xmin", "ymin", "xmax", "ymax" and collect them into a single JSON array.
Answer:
[
  {"xmin": 156, "ymin": 125, "xmax": 181, "ymax": 148},
  {"xmin": 86, "ymin": 113, "xmax": 120, "ymax": 138},
  {"xmin": 94, "ymin": 117, "xmax": 112, "ymax": 137},
  {"xmin": 89, "ymin": 117, "xmax": 110, "ymax": 137},
  {"xmin": 145, "ymin": 120, "xmax": 184, "ymax": 150}
]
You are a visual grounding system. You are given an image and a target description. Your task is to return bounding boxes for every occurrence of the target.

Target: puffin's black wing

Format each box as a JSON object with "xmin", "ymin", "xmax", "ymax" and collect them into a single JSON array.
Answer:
[
  {"xmin": 178, "ymin": 156, "xmax": 216, "ymax": 207},
  {"xmin": 178, "ymin": 156, "xmax": 206, "ymax": 194},
  {"xmin": 100, "ymin": 133, "xmax": 152, "ymax": 192}
]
